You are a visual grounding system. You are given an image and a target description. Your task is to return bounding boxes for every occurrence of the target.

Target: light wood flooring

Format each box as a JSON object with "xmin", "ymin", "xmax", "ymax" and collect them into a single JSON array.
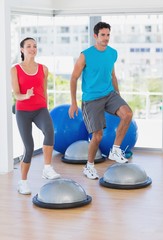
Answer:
[{"xmin": 0, "ymin": 149, "xmax": 163, "ymax": 240}]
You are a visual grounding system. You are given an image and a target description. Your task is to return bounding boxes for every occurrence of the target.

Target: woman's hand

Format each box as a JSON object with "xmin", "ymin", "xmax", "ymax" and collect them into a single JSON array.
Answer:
[{"xmin": 26, "ymin": 87, "xmax": 34, "ymax": 99}]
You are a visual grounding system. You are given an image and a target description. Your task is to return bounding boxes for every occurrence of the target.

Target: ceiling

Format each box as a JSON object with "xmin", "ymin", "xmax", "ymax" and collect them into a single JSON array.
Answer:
[{"xmin": 10, "ymin": 0, "xmax": 163, "ymax": 14}]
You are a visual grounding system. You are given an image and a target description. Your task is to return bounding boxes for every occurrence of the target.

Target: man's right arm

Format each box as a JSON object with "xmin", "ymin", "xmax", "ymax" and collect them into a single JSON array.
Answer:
[{"xmin": 69, "ymin": 53, "xmax": 85, "ymax": 118}]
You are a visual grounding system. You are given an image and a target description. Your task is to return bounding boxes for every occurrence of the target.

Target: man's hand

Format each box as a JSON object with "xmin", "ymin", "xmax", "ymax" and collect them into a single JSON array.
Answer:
[{"xmin": 68, "ymin": 104, "xmax": 78, "ymax": 119}]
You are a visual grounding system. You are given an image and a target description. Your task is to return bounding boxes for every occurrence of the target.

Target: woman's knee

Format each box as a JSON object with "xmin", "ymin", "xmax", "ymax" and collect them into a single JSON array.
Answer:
[
  {"xmin": 43, "ymin": 129, "xmax": 54, "ymax": 145},
  {"xmin": 22, "ymin": 145, "xmax": 34, "ymax": 163}
]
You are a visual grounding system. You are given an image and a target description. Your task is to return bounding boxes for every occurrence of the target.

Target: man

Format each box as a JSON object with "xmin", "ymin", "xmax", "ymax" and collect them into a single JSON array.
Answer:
[{"xmin": 68, "ymin": 22, "xmax": 133, "ymax": 180}]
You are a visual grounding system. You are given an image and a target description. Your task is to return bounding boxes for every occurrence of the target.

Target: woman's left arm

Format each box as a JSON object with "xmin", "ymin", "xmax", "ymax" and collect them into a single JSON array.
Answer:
[{"xmin": 43, "ymin": 65, "xmax": 48, "ymax": 102}]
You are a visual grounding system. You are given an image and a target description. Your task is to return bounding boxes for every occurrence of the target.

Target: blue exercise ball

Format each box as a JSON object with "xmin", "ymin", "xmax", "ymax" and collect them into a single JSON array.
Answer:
[
  {"xmin": 99, "ymin": 112, "xmax": 138, "ymax": 157},
  {"xmin": 50, "ymin": 104, "xmax": 89, "ymax": 154}
]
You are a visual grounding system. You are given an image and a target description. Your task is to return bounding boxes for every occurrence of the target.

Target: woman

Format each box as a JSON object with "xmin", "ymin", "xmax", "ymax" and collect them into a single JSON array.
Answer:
[{"xmin": 11, "ymin": 37, "xmax": 60, "ymax": 195}]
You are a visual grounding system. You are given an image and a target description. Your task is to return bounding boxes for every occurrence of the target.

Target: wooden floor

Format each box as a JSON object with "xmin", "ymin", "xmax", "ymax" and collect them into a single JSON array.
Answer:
[{"xmin": 0, "ymin": 149, "xmax": 163, "ymax": 240}]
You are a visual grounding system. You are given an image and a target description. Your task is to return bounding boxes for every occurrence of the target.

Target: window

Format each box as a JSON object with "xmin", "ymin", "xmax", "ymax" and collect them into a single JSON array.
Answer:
[
  {"xmin": 145, "ymin": 25, "xmax": 152, "ymax": 32},
  {"xmin": 103, "ymin": 14, "xmax": 163, "ymax": 149},
  {"xmin": 11, "ymin": 13, "xmax": 163, "ymax": 159},
  {"xmin": 60, "ymin": 36, "xmax": 70, "ymax": 43}
]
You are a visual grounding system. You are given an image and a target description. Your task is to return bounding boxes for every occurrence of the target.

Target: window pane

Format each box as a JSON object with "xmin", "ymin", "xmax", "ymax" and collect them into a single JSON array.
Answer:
[{"xmin": 102, "ymin": 14, "xmax": 163, "ymax": 148}]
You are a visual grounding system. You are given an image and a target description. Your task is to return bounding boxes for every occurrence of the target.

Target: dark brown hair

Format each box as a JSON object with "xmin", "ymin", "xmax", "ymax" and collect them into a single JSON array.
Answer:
[
  {"xmin": 20, "ymin": 37, "xmax": 36, "ymax": 61},
  {"xmin": 94, "ymin": 22, "xmax": 111, "ymax": 35}
]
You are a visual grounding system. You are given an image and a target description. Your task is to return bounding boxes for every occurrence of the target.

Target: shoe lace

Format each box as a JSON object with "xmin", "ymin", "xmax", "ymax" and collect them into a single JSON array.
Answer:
[
  {"xmin": 87, "ymin": 166, "xmax": 97, "ymax": 174},
  {"xmin": 121, "ymin": 145, "xmax": 129, "ymax": 157},
  {"xmin": 46, "ymin": 166, "xmax": 56, "ymax": 174}
]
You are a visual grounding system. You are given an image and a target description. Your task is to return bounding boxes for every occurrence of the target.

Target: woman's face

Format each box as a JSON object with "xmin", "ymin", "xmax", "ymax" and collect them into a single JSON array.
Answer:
[{"xmin": 21, "ymin": 39, "xmax": 37, "ymax": 59}]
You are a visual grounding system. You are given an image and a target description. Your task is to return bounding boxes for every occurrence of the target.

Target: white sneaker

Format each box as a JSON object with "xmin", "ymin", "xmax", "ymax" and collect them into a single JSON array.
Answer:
[
  {"xmin": 42, "ymin": 166, "xmax": 61, "ymax": 180},
  {"xmin": 109, "ymin": 148, "xmax": 128, "ymax": 164},
  {"xmin": 83, "ymin": 165, "xmax": 99, "ymax": 180},
  {"xmin": 17, "ymin": 180, "xmax": 31, "ymax": 195}
]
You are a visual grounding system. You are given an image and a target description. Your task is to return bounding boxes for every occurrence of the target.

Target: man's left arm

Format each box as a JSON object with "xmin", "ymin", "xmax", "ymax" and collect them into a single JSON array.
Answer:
[{"xmin": 112, "ymin": 66, "xmax": 120, "ymax": 95}]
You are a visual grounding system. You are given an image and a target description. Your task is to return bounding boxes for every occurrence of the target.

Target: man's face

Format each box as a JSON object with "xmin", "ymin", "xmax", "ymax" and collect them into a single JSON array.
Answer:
[{"xmin": 94, "ymin": 28, "xmax": 110, "ymax": 47}]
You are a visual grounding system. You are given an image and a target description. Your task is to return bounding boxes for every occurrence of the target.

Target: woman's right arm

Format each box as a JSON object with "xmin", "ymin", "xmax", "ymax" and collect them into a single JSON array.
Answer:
[{"xmin": 11, "ymin": 66, "xmax": 34, "ymax": 101}]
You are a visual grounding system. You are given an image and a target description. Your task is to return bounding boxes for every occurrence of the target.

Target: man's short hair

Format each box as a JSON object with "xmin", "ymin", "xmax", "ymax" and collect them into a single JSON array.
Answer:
[{"xmin": 94, "ymin": 22, "xmax": 111, "ymax": 35}]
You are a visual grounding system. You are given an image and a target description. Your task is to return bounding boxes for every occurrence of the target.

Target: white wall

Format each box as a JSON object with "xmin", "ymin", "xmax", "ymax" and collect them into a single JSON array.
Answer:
[{"xmin": 0, "ymin": 0, "xmax": 13, "ymax": 173}]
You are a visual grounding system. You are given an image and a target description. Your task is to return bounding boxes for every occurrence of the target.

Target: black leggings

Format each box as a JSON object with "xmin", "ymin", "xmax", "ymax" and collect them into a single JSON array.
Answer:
[{"xmin": 16, "ymin": 108, "xmax": 54, "ymax": 163}]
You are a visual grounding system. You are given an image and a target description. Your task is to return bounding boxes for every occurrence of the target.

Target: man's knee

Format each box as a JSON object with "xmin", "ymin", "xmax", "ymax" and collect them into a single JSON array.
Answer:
[
  {"xmin": 118, "ymin": 105, "xmax": 133, "ymax": 122},
  {"xmin": 126, "ymin": 108, "xmax": 133, "ymax": 121},
  {"xmin": 92, "ymin": 131, "xmax": 103, "ymax": 144}
]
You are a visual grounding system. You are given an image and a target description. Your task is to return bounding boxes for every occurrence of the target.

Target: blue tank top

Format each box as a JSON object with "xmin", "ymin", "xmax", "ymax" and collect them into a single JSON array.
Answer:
[{"xmin": 81, "ymin": 46, "xmax": 117, "ymax": 101}]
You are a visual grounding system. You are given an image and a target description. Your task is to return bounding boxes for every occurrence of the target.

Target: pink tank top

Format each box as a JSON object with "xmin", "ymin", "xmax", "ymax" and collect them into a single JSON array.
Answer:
[{"xmin": 15, "ymin": 64, "xmax": 47, "ymax": 111}]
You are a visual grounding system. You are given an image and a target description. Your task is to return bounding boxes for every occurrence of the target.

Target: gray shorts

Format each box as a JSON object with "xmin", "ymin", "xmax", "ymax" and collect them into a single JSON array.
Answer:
[{"xmin": 82, "ymin": 91, "xmax": 128, "ymax": 134}]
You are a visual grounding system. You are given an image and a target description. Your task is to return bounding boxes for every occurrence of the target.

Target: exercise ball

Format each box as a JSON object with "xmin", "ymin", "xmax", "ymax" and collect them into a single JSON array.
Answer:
[
  {"xmin": 99, "ymin": 112, "xmax": 138, "ymax": 157},
  {"xmin": 32, "ymin": 178, "xmax": 92, "ymax": 209},
  {"xmin": 50, "ymin": 104, "xmax": 89, "ymax": 154},
  {"xmin": 62, "ymin": 140, "xmax": 106, "ymax": 164},
  {"xmin": 99, "ymin": 163, "xmax": 152, "ymax": 189}
]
